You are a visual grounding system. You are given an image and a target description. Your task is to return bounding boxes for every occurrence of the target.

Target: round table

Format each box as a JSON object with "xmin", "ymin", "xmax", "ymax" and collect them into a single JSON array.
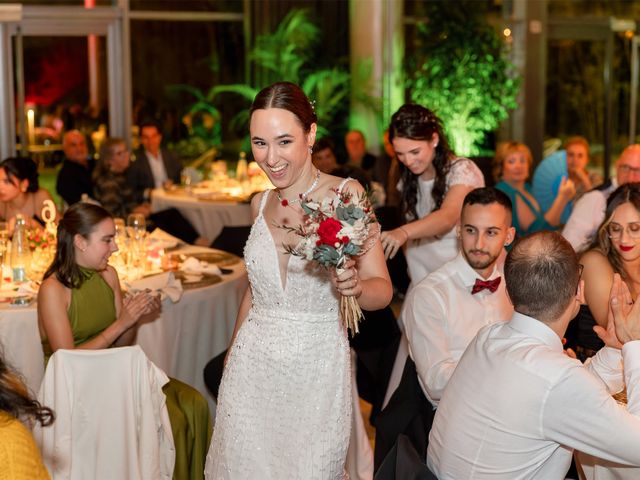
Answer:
[
  {"xmin": 0, "ymin": 248, "xmax": 248, "ymax": 415},
  {"xmin": 151, "ymin": 188, "xmax": 253, "ymax": 241}
]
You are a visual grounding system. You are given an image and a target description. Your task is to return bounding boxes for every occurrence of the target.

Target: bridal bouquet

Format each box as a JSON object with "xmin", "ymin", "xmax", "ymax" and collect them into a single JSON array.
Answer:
[{"xmin": 281, "ymin": 188, "xmax": 378, "ymax": 335}]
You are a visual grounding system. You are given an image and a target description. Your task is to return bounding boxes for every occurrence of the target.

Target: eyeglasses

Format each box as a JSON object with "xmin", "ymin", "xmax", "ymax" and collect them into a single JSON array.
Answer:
[
  {"xmin": 618, "ymin": 164, "xmax": 640, "ymax": 175},
  {"xmin": 606, "ymin": 222, "xmax": 640, "ymax": 239}
]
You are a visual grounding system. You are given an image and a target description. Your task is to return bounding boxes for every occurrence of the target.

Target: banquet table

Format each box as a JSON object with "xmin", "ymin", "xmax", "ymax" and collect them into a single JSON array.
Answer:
[
  {"xmin": 151, "ymin": 188, "xmax": 253, "ymax": 241},
  {"xmin": 0, "ymin": 247, "xmax": 248, "ymax": 415}
]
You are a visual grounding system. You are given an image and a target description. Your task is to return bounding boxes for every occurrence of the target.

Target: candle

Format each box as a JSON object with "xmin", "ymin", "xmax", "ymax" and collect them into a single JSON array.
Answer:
[{"xmin": 27, "ymin": 109, "xmax": 35, "ymax": 146}]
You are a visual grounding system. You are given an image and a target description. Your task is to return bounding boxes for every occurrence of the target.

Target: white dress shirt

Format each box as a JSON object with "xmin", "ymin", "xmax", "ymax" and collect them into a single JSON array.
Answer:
[
  {"xmin": 562, "ymin": 179, "xmax": 617, "ymax": 253},
  {"xmin": 427, "ymin": 312, "xmax": 640, "ymax": 480},
  {"xmin": 402, "ymin": 252, "xmax": 513, "ymax": 407},
  {"xmin": 147, "ymin": 150, "xmax": 169, "ymax": 189}
]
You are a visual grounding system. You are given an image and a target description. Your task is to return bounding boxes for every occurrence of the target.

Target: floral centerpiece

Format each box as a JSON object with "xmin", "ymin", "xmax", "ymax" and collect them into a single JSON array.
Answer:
[
  {"xmin": 27, "ymin": 228, "xmax": 55, "ymax": 251},
  {"xmin": 280, "ymin": 188, "xmax": 379, "ymax": 335}
]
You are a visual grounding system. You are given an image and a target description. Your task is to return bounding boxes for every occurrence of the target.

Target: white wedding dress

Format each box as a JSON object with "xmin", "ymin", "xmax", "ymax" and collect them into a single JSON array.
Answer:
[{"xmin": 205, "ymin": 188, "xmax": 351, "ymax": 479}]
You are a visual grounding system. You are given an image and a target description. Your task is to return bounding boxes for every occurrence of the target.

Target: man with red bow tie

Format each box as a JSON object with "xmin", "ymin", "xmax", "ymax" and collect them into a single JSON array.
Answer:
[{"xmin": 402, "ymin": 187, "xmax": 515, "ymax": 408}]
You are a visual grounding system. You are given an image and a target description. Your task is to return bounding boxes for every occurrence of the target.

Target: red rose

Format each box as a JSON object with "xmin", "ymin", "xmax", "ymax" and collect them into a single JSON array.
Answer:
[
  {"xmin": 341, "ymin": 236, "xmax": 350, "ymax": 244},
  {"xmin": 317, "ymin": 218, "xmax": 342, "ymax": 246},
  {"xmin": 281, "ymin": 199, "xmax": 289, "ymax": 207}
]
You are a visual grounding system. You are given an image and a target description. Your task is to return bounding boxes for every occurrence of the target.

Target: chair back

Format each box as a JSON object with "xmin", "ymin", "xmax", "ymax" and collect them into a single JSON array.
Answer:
[{"xmin": 34, "ymin": 346, "xmax": 175, "ymax": 479}]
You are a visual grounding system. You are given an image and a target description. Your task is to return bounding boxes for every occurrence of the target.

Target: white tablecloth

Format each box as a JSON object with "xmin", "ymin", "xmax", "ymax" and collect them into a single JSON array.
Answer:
[
  {"xmin": 151, "ymin": 189, "xmax": 253, "ymax": 241},
  {"xmin": 0, "ymin": 256, "xmax": 248, "ymax": 411}
]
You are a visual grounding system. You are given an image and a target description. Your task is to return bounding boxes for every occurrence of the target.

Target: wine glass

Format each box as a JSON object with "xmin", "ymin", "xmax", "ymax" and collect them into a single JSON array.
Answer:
[{"xmin": 126, "ymin": 214, "xmax": 146, "ymax": 241}]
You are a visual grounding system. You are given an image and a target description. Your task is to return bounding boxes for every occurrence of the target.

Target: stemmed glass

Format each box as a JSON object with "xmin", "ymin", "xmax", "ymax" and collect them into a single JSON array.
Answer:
[
  {"xmin": 126, "ymin": 214, "xmax": 146, "ymax": 279},
  {"xmin": 126, "ymin": 214, "xmax": 146, "ymax": 242},
  {"xmin": 0, "ymin": 221, "xmax": 7, "ymax": 285}
]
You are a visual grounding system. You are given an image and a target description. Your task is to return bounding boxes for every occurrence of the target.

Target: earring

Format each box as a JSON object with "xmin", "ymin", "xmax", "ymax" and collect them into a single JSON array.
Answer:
[
  {"xmin": 308, "ymin": 146, "xmax": 313, "ymax": 154},
  {"xmin": 81, "ymin": 247, "xmax": 86, "ymax": 252}
]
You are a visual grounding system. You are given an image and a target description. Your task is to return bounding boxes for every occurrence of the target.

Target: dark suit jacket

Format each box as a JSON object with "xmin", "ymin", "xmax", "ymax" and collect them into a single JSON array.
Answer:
[
  {"xmin": 127, "ymin": 148, "xmax": 182, "ymax": 203},
  {"xmin": 56, "ymin": 158, "xmax": 95, "ymax": 206}
]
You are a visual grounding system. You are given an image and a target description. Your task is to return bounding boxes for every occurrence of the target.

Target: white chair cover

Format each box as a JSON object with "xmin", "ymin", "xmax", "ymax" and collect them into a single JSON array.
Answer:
[{"xmin": 33, "ymin": 346, "xmax": 175, "ymax": 480}]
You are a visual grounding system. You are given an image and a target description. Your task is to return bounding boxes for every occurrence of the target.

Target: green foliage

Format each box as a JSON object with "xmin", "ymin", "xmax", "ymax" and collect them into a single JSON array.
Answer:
[
  {"xmin": 406, "ymin": 1, "xmax": 519, "ymax": 156},
  {"xmin": 166, "ymin": 83, "xmax": 223, "ymax": 157},
  {"xmin": 211, "ymin": 9, "xmax": 351, "ymax": 142}
]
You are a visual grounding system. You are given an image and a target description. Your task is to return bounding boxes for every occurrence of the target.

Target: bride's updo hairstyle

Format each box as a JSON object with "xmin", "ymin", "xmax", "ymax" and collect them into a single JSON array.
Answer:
[
  {"xmin": 250, "ymin": 82, "xmax": 317, "ymax": 134},
  {"xmin": 43, "ymin": 202, "xmax": 112, "ymax": 289},
  {"xmin": 388, "ymin": 104, "xmax": 454, "ymax": 220}
]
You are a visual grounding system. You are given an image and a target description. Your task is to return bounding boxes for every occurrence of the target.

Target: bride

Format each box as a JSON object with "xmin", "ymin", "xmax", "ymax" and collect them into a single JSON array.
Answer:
[{"xmin": 205, "ymin": 82, "xmax": 392, "ymax": 479}]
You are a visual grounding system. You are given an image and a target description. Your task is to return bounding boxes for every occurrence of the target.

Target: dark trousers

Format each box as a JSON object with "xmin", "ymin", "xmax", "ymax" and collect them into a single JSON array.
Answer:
[{"xmin": 148, "ymin": 208, "xmax": 200, "ymax": 244}]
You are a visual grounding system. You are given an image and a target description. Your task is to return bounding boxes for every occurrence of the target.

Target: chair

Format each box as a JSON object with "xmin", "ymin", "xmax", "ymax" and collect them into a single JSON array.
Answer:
[
  {"xmin": 373, "ymin": 353, "xmax": 435, "ymax": 472},
  {"xmin": 374, "ymin": 434, "xmax": 438, "ymax": 480},
  {"xmin": 33, "ymin": 346, "xmax": 175, "ymax": 479},
  {"xmin": 210, "ymin": 225, "xmax": 252, "ymax": 257}
]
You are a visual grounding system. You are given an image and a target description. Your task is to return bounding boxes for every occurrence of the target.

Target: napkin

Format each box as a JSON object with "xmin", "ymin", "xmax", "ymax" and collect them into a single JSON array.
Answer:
[
  {"xmin": 126, "ymin": 272, "xmax": 183, "ymax": 303},
  {"xmin": 180, "ymin": 257, "xmax": 222, "ymax": 276},
  {"xmin": 0, "ymin": 281, "xmax": 38, "ymax": 299},
  {"xmin": 148, "ymin": 228, "xmax": 181, "ymax": 249}
]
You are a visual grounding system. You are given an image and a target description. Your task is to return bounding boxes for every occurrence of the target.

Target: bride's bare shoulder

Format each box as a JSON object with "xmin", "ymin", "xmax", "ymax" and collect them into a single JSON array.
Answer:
[{"xmin": 317, "ymin": 173, "xmax": 365, "ymax": 197}]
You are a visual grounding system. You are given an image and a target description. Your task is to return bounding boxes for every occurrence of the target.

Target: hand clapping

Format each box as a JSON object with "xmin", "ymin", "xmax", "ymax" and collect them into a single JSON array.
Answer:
[
  {"xmin": 120, "ymin": 290, "xmax": 161, "ymax": 329},
  {"xmin": 596, "ymin": 273, "xmax": 640, "ymax": 348}
]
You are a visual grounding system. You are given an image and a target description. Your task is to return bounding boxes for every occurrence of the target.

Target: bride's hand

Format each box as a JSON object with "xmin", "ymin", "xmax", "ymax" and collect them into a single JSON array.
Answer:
[{"xmin": 331, "ymin": 259, "xmax": 362, "ymax": 298}]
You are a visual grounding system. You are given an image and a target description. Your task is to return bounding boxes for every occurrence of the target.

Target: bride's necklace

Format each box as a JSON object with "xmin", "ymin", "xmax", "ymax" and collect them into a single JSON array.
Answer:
[{"xmin": 277, "ymin": 169, "xmax": 320, "ymax": 207}]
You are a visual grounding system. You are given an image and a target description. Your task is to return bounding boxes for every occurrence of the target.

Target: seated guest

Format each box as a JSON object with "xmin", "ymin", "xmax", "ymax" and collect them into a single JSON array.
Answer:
[
  {"xmin": 37, "ymin": 203, "xmax": 211, "ymax": 480},
  {"xmin": 127, "ymin": 119, "xmax": 182, "ymax": 204},
  {"xmin": 428, "ymin": 231, "xmax": 640, "ymax": 479},
  {"xmin": 403, "ymin": 187, "xmax": 514, "ymax": 408},
  {"xmin": 312, "ymin": 137, "xmax": 385, "ymax": 206},
  {"xmin": 381, "ymin": 129, "xmax": 401, "ymax": 208},
  {"xmin": 575, "ymin": 183, "xmax": 640, "ymax": 359},
  {"xmin": 565, "ymin": 135, "xmax": 602, "ymax": 196},
  {"xmin": 0, "ymin": 352, "xmax": 53, "ymax": 479},
  {"xmin": 563, "ymin": 144, "xmax": 640, "ymax": 253},
  {"xmin": 94, "ymin": 137, "xmax": 209, "ymax": 246},
  {"xmin": 345, "ymin": 129, "xmax": 377, "ymax": 175},
  {"xmin": 56, "ymin": 130, "xmax": 94, "ymax": 206},
  {"xmin": 0, "ymin": 157, "xmax": 59, "ymax": 232},
  {"xmin": 494, "ymin": 141, "xmax": 575, "ymax": 237}
]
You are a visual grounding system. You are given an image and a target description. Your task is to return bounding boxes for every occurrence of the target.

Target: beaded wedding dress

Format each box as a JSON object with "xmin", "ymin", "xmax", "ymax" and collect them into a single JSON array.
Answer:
[{"xmin": 205, "ymin": 188, "xmax": 351, "ymax": 480}]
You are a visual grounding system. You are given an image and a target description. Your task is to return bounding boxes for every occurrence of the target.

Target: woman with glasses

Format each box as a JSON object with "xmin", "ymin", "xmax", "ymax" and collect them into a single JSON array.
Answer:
[
  {"xmin": 93, "ymin": 138, "xmax": 208, "ymax": 246},
  {"xmin": 493, "ymin": 141, "xmax": 576, "ymax": 238},
  {"xmin": 572, "ymin": 183, "xmax": 640, "ymax": 360}
]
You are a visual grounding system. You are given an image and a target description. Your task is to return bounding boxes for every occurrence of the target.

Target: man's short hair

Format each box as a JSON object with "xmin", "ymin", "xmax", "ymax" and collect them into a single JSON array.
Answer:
[
  {"xmin": 463, "ymin": 187, "xmax": 512, "ymax": 214},
  {"xmin": 138, "ymin": 118, "xmax": 162, "ymax": 135},
  {"xmin": 505, "ymin": 231, "xmax": 580, "ymax": 322}
]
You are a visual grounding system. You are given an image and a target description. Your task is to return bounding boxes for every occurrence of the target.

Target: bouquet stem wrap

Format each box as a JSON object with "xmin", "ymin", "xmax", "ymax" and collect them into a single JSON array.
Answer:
[{"xmin": 337, "ymin": 266, "xmax": 363, "ymax": 335}]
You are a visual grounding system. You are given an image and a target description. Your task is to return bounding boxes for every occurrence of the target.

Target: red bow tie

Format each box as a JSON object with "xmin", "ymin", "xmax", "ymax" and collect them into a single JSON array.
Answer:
[{"xmin": 472, "ymin": 277, "xmax": 501, "ymax": 295}]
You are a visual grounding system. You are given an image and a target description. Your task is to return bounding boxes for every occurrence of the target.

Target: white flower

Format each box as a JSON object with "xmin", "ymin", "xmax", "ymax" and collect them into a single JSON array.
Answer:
[{"xmin": 339, "ymin": 218, "xmax": 367, "ymax": 245}]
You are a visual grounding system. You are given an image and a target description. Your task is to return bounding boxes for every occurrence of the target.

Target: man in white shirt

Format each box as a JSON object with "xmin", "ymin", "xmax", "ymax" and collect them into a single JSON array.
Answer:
[
  {"xmin": 562, "ymin": 143, "xmax": 640, "ymax": 252},
  {"xmin": 403, "ymin": 187, "xmax": 515, "ymax": 407},
  {"xmin": 428, "ymin": 231, "xmax": 640, "ymax": 479}
]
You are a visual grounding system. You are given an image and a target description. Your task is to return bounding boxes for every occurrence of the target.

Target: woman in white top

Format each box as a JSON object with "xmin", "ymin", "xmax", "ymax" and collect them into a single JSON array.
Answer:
[{"xmin": 380, "ymin": 104, "xmax": 484, "ymax": 285}]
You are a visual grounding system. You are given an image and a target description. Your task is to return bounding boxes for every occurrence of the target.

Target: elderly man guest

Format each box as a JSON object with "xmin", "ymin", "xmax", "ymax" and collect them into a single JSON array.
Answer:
[
  {"xmin": 127, "ymin": 119, "xmax": 182, "ymax": 204},
  {"xmin": 403, "ymin": 187, "xmax": 515, "ymax": 408},
  {"xmin": 428, "ymin": 231, "xmax": 640, "ymax": 479},
  {"xmin": 563, "ymin": 143, "xmax": 640, "ymax": 252},
  {"xmin": 56, "ymin": 130, "xmax": 94, "ymax": 206}
]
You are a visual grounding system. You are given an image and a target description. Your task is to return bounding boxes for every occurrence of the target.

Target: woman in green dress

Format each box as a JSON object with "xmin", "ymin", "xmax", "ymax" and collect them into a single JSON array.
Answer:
[{"xmin": 37, "ymin": 202, "xmax": 210, "ymax": 480}]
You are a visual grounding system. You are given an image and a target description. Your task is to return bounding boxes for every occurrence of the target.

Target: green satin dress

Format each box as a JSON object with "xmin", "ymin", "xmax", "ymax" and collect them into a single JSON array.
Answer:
[{"xmin": 41, "ymin": 268, "xmax": 211, "ymax": 480}]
